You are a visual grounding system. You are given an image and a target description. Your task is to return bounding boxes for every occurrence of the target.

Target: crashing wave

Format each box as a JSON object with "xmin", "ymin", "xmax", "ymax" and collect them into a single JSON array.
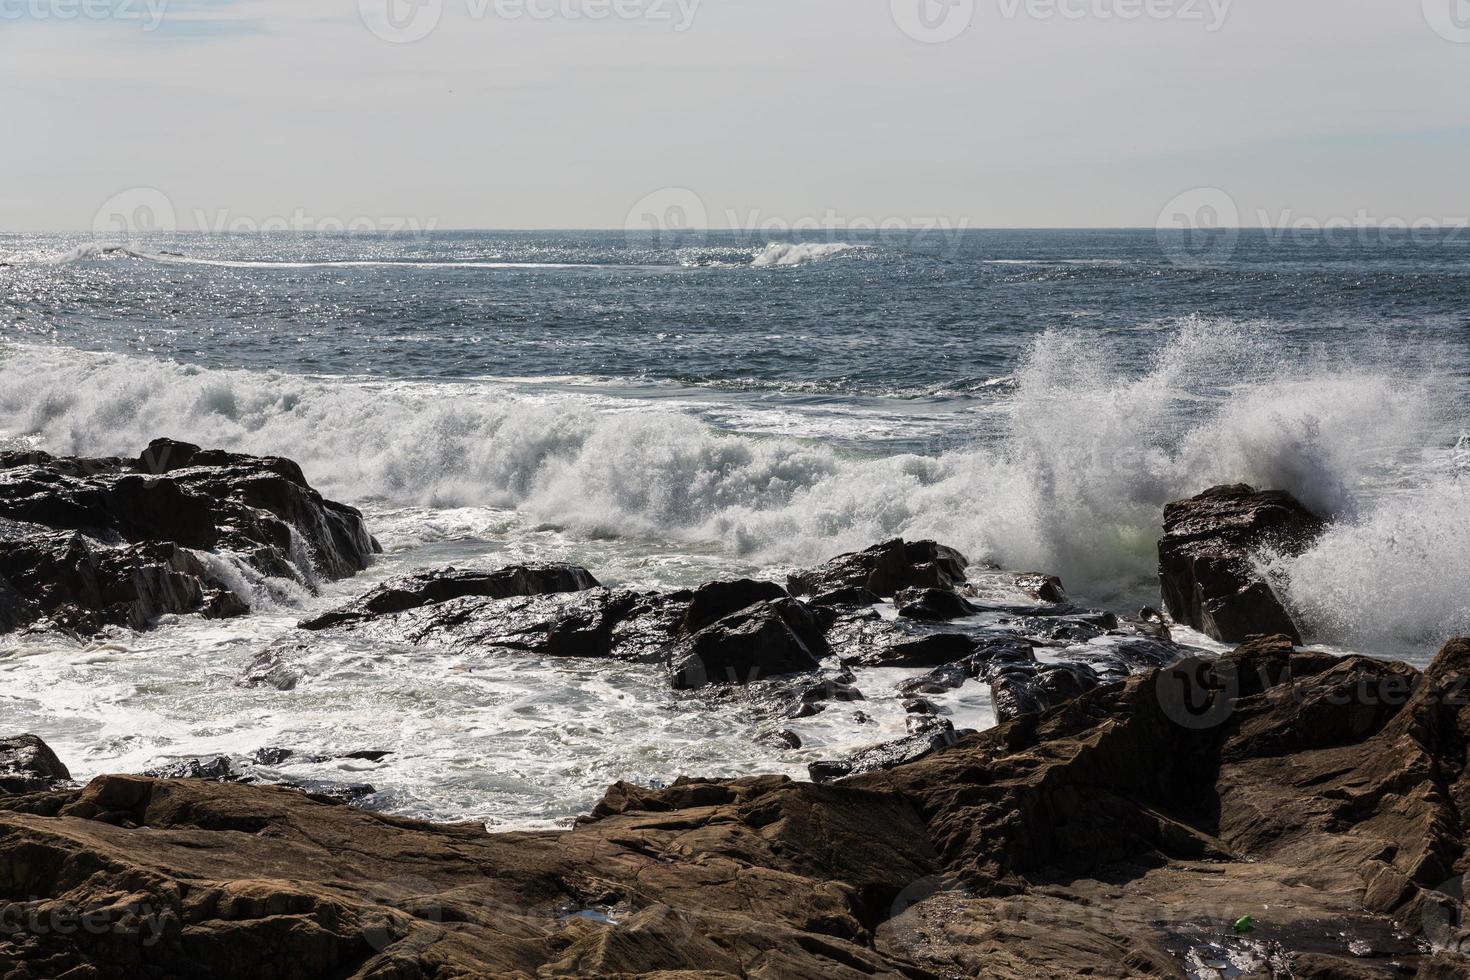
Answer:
[
  {"xmin": 750, "ymin": 242, "xmax": 867, "ymax": 267},
  {"xmin": 0, "ymin": 321, "xmax": 1464, "ymax": 646}
]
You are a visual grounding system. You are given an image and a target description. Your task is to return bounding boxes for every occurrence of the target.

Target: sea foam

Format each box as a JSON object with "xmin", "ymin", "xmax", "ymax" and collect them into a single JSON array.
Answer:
[{"xmin": 0, "ymin": 322, "xmax": 1463, "ymax": 647}]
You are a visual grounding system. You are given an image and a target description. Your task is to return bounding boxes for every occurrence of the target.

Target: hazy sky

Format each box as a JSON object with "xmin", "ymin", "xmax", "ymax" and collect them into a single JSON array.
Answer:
[{"xmin": 4, "ymin": 0, "xmax": 1468, "ymax": 230}]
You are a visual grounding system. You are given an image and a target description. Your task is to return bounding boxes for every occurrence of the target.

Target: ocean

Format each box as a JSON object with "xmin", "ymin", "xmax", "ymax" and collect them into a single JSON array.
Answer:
[{"xmin": 1, "ymin": 228, "xmax": 1467, "ymax": 827}]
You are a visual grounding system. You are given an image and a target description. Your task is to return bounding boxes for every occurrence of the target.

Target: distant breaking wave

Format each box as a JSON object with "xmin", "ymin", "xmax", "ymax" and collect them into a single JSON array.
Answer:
[
  {"xmin": 750, "ymin": 242, "xmax": 868, "ymax": 267},
  {"xmin": 2, "ymin": 321, "xmax": 1465, "ymax": 649}
]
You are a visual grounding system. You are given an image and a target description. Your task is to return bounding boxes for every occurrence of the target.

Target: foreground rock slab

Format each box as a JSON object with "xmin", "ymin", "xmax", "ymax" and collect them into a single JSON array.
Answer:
[
  {"xmin": 0, "ymin": 439, "xmax": 378, "ymax": 635},
  {"xmin": 8, "ymin": 637, "xmax": 1470, "ymax": 978},
  {"xmin": 1158, "ymin": 483, "xmax": 1325, "ymax": 644}
]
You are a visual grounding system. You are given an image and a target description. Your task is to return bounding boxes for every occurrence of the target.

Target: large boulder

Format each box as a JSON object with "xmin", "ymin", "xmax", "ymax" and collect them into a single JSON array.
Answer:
[
  {"xmin": 787, "ymin": 538, "xmax": 969, "ymax": 599},
  {"xmin": 678, "ymin": 578, "xmax": 789, "ymax": 635},
  {"xmin": 0, "ymin": 734, "xmax": 71, "ymax": 794},
  {"xmin": 0, "ymin": 439, "xmax": 378, "ymax": 634},
  {"xmin": 670, "ymin": 598, "xmax": 830, "ymax": 689},
  {"xmin": 300, "ymin": 563, "xmax": 600, "ymax": 630},
  {"xmin": 1158, "ymin": 484, "xmax": 1325, "ymax": 644},
  {"xmin": 894, "ymin": 586, "xmax": 978, "ymax": 622}
]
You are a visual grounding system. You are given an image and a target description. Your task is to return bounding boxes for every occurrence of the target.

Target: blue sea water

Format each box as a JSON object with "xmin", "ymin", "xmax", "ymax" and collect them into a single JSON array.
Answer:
[
  {"xmin": 0, "ymin": 229, "xmax": 1466, "ymax": 825},
  {"xmin": 2, "ymin": 228, "xmax": 1467, "ymax": 611}
]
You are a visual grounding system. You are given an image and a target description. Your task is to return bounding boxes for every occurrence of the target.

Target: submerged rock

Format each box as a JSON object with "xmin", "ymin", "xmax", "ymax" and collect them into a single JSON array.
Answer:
[
  {"xmin": 0, "ymin": 439, "xmax": 377, "ymax": 635},
  {"xmin": 1159, "ymin": 484, "xmax": 1325, "ymax": 644},
  {"xmin": 809, "ymin": 721, "xmax": 965, "ymax": 782}
]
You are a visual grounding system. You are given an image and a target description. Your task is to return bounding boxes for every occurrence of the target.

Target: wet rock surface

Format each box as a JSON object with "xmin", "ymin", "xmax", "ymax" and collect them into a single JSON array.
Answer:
[
  {"xmin": 299, "ymin": 562, "xmax": 600, "ymax": 631},
  {"xmin": 786, "ymin": 537, "xmax": 969, "ymax": 598},
  {"xmin": 669, "ymin": 597, "xmax": 830, "ymax": 689},
  {"xmin": 0, "ymin": 439, "xmax": 377, "ymax": 635},
  {"xmin": 8, "ymin": 638, "xmax": 1470, "ymax": 978},
  {"xmin": 1159, "ymin": 483, "xmax": 1326, "ymax": 644},
  {"xmin": 0, "ymin": 734, "xmax": 72, "ymax": 794}
]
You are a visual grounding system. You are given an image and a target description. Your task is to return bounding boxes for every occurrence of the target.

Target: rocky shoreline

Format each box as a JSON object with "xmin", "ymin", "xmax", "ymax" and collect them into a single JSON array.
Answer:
[{"xmin": 3, "ymin": 442, "xmax": 1467, "ymax": 978}]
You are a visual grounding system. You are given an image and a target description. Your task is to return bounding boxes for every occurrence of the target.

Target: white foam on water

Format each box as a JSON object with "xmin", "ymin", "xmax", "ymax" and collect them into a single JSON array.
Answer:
[
  {"xmin": 1265, "ymin": 476, "xmax": 1470, "ymax": 655},
  {"xmin": 750, "ymin": 242, "xmax": 867, "ymax": 267},
  {"xmin": 0, "ymin": 320, "xmax": 1464, "ymax": 649},
  {"xmin": 14, "ymin": 243, "xmax": 627, "ymax": 271}
]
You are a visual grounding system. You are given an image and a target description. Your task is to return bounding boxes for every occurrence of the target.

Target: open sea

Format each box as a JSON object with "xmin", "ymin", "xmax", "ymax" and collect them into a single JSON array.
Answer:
[{"xmin": 1, "ymin": 229, "xmax": 1467, "ymax": 827}]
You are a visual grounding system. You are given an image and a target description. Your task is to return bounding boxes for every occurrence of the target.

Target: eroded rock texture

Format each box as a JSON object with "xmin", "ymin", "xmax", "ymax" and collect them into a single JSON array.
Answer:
[
  {"xmin": 0, "ymin": 439, "xmax": 377, "ymax": 635},
  {"xmin": 6, "ymin": 637, "xmax": 1470, "ymax": 978},
  {"xmin": 1158, "ymin": 484, "xmax": 1325, "ymax": 644}
]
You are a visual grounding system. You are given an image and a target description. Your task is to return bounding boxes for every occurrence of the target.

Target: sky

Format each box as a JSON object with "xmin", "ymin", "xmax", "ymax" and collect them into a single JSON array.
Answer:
[{"xmin": 3, "ymin": 0, "xmax": 1469, "ymax": 231}]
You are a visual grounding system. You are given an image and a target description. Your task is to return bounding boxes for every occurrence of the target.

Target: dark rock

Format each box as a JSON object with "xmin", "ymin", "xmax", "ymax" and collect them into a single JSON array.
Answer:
[
  {"xmin": 0, "ymin": 440, "xmax": 377, "ymax": 635},
  {"xmin": 236, "ymin": 645, "xmax": 303, "ymax": 690},
  {"xmin": 806, "ymin": 586, "xmax": 882, "ymax": 608},
  {"xmin": 787, "ymin": 538, "xmax": 969, "ymax": 599},
  {"xmin": 897, "ymin": 663, "xmax": 972, "ymax": 697},
  {"xmin": 142, "ymin": 756, "xmax": 242, "ymax": 782},
  {"xmin": 1013, "ymin": 572, "xmax": 1068, "ymax": 602},
  {"xmin": 314, "ymin": 587, "xmax": 684, "ymax": 663},
  {"xmin": 809, "ymin": 722, "xmax": 964, "ymax": 782},
  {"xmin": 0, "ymin": 734, "xmax": 71, "ymax": 794},
  {"xmin": 279, "ymin": 779, "xmax": 378, "ymax": 804},
  {"xmin": 903, "ymin": 697, "xmax": 942, "ymax": 716},
  {"xmin": 796, "ymin": 679, "xmax": 865, "ymax": 706},
  {"xmin": 678, "ymin": 578, "xmax": 788, "ymax": 635},
  {"xmin": 757, "ymin": 729, "xmax": 803, "ymax": 750},
  {"xmin": 670, "ymin": 599, "xmax": 830, "ymax": 689},
  {"xmin": 301, "ymin": 563, "xmax": 601, "ymax": 630},
  {"xmin": 846, "ymin": 631, "xmax": 978, "ymax": 669},
  {"xmin": 252, "ymin": 748, "xmax": 391, "ymax": 766},
  {"xmin": 1159, "ymin": 484, "xmax": 1326, "ymax": 644},
  {"xmin": 894, "ymin": 586, "xmax": 979, "ymax": 622}
]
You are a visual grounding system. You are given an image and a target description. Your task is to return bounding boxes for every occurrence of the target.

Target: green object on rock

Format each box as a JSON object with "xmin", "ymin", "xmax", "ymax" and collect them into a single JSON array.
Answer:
[{"xmin": 1233, "ymin": 915, "xmax": 1255, "ymax": 935}]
